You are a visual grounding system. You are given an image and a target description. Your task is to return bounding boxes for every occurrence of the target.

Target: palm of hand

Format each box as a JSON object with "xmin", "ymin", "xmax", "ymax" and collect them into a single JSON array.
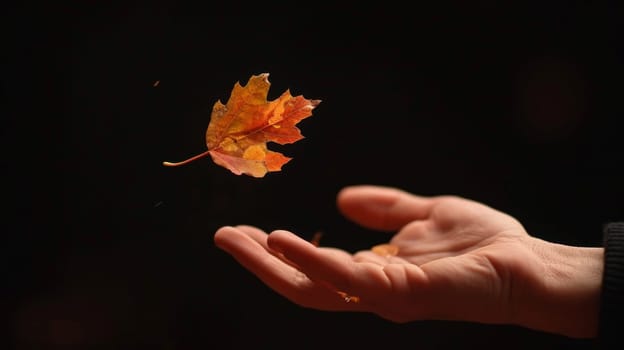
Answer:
[
  {"xmin": 215, "ymin": 186, "xmax": 535, "ymax": 325},
  {"xmin": 357, "ymin": 196, "xmax": 528, "ymax": 266},
  {"xmin": 332, "ymin": 194, "xmax": 532, "ymax": 324}
]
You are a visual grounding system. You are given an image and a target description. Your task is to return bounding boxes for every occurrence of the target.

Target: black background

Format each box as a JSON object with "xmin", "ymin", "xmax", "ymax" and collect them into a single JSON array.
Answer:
[{"xmin": 4, "ymin": 1, "xmax": 623, "ymax": 349}]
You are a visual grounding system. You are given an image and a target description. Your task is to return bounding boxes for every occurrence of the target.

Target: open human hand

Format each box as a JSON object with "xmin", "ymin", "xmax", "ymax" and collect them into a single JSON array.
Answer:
[{"xmin": 214, "ymin": 185, "xmax": 603, "ymax": 338}]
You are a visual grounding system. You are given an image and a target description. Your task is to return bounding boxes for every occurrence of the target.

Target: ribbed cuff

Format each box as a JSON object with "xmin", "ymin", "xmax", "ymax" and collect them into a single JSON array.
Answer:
[{"xmin": 599, "ymin": 222, "xmax": 624, "ymax": 346}]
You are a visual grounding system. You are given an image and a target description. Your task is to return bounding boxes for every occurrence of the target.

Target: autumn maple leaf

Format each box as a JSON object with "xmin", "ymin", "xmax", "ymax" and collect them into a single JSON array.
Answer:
[{"xmin": 163, "ymin": 73, "xmax": 320, "ymax": 177}]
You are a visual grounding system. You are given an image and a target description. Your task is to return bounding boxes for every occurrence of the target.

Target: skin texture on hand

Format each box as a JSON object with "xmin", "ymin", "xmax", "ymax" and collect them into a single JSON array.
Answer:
[{"xmin": 214, "ymin": 185, "xmax": 604, "ymax": 338}]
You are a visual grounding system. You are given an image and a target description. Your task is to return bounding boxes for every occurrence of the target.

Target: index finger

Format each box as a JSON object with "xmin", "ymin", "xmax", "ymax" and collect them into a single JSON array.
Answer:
[
  {"xmin": 267, "ymin": 230, "xmax": 392, "ymax": 299},
  {"xmin": 214, "ymin": 226, "xmax": 363, "ymax": 310}
]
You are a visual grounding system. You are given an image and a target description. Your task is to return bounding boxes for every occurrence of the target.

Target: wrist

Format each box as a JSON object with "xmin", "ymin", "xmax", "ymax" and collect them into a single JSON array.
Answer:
[{"xmin": 515, "ymin": 238, "xmax": 603, "ymax": 338}]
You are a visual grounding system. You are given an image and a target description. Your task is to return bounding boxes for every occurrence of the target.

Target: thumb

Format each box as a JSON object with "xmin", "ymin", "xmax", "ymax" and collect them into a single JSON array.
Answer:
[{"xmin": 337, "ymin": 185, "xmax": 434, "ymax": 231}]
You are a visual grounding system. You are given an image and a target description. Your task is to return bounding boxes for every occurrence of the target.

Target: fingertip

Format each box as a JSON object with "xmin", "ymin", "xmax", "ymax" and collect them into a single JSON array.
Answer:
[
  {"xmin": 337, "ymin": 184, "xmax": 403, "ymax": 207},
  {"xmin": 266, "ymin": 229, "xmax": 298, "ymax": 249},
  {"xmin": 214, "ymin": 225, "xmax": 236, "ymax": 237},
  {"xmin": 336, "ymin": 185, "xmax": 432, "ymax": 231},
  {"xmin": 336, "ymin": 185, "xmax": 403, "ymax": 230},
  {"xmin": 268, "ymin": 230, "xmax": 321, "ymax": 258},
  {"xmin": 214, "ymin": 225, "xmax": 238, "ymax": 246},
  {"xmin": 337, "ymin": 184, "xmax": 384, "ymax": 200}
]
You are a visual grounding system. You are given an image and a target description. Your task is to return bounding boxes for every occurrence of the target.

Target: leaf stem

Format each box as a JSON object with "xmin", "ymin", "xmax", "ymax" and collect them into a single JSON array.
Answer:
[{"xmin": 162, "ymin": 150, "xmax": 211, "ymax": 167}]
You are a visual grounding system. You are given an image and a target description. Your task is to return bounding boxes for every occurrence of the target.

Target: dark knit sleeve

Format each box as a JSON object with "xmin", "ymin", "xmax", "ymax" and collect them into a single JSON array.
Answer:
[{"xmin": 599, "ymin": 222, "xmax": 624, "ymax": 346}]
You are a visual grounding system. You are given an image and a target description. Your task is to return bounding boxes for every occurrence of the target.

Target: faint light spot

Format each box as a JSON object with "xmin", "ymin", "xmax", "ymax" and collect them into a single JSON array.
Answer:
[{"xmin": 513, "ymin": 56, "xmax": 586, "ymax": 143}]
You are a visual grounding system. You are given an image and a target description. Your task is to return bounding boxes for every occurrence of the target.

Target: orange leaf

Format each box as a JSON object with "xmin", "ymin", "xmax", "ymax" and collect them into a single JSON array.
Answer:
[{"xmin": 163, "ymin": 73, "xmax": 320, "ymax": 177}]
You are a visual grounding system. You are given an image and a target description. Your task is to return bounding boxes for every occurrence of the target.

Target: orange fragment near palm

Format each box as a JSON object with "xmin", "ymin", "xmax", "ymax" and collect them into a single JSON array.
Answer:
[
  {"xmin": 163, "ymin": 73, "xmax": 320, "ymax": 177},
  {"xmin": 310, "ymin": 231, "xmax": 323, "ymax": 247},
  {"xmin": 372, "ymin": 244, "xmax": 400, "ymax": 257},
  {"xmin": 310, "ymin": 234, "xmax": 361, "ymax": 304},
  {"xmin": 337, "ymin": 291, "xmax": 360, "ymax": 303}
]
